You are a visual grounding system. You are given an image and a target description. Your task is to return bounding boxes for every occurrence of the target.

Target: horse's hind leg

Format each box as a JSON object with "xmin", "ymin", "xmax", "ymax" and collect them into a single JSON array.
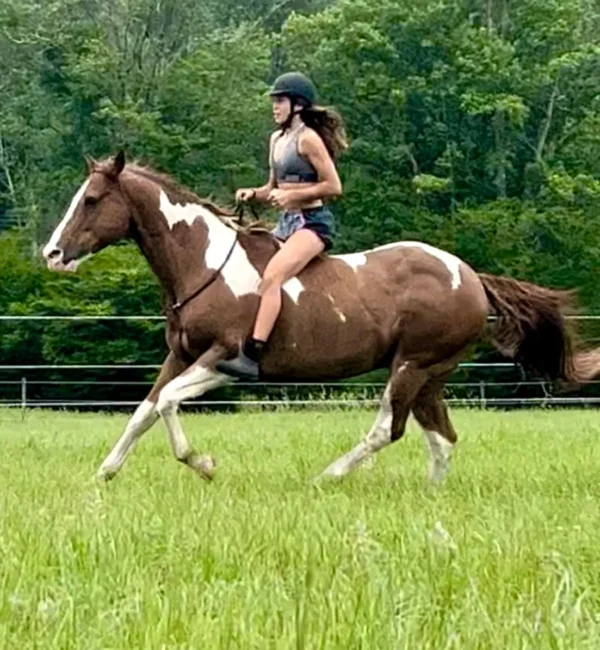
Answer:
[
  {"xmin": 320, "ymin": 361, "xmax": 428, "ymax": 478},
  {"xmin": 411, "ymin": 375, "xmax": 457, "ymax": 482},
  {"xmin": 97, "ymin": 352, "xmax": 190, "ymax": 481}
]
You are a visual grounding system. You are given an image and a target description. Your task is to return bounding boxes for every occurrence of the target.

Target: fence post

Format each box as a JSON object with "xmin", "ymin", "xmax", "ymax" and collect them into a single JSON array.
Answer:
[
  {"xmin": 479, "ymin": 380, "xmax": 486, "ymax": 410},
  {"xmin": 21, "ymin": 376, "xmax": 27, "ymax": 418}
]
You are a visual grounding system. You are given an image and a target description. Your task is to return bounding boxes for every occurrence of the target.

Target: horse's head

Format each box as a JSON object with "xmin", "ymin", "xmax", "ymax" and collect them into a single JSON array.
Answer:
[{"xmin": 43, "ymin": 151, "xmax": 132, "ymax": 271}]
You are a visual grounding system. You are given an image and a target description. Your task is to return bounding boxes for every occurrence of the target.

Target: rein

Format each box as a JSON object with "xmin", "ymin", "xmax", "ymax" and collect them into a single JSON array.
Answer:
[
  {"xmin": 234, "ymin": 200, "xmax": 259, "ymax": 225},
  {"xmin": 167, "ymin": 202, "xmax": 256, "ymax": 314}
]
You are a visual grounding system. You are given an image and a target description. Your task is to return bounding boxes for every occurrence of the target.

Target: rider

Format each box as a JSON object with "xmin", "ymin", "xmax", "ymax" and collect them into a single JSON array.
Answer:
[{"xmin": 215, "ymin": 71, "xmax": 348, "ymax": 380}]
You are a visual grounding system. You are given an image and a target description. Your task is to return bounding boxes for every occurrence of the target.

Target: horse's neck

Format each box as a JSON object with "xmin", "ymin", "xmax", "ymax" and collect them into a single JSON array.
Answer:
[{"xmin": 124, "ymin": 175, "xmax": 231, "ymax": 300}]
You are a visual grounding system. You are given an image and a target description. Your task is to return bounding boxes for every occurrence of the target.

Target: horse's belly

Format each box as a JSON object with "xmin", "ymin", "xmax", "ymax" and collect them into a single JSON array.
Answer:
[{"xmin": 262, "ymin": 291, "xmax": 392, "ymax": 379}]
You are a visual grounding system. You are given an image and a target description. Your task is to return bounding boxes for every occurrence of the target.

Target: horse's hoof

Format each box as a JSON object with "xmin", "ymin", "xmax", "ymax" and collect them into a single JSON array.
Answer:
[
  {"xmin": 189, "ymin": 454, "xmax": 217, "ymax": 481},
  {"xmin": 96, "ymin": 466, "xmax": 117, "ymax": 482},
  {"xmin": 360, "ymin": 455, "xmax": 376, "ymax": 471}
]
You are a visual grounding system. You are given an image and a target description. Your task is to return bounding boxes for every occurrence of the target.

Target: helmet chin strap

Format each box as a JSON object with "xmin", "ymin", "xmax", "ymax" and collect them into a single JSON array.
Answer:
[{"xmin": 281, "ymin": 96, "xmax": 306, "ymax": 132}]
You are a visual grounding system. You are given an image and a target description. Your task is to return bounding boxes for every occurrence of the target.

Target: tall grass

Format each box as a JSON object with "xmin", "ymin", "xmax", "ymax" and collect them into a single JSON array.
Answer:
[{"xmin": 0, "ymin": 408, "xmax": 599, "ymax": 648}]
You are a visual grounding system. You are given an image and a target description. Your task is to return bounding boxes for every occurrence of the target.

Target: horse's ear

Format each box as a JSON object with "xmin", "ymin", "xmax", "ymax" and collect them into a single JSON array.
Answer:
[
  {"xmin": 109, "ymin": 150, "xmax": 126, "ymax": 180},
  {"xmin": 84, "ymin": 154, "xmax": 97, "ymax": 174}
]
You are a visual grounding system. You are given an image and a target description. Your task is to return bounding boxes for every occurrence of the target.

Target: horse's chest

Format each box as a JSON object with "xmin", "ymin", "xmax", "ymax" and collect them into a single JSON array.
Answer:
[{"xmin": 165, "ymin": 317, "xmax": 207, "ymax": 359}]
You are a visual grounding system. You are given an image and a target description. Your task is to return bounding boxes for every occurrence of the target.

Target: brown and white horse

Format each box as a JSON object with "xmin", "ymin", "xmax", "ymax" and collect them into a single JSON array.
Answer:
[{"xmin": 42, "ymin": 152, "xmax": 599, "ymax": 483}]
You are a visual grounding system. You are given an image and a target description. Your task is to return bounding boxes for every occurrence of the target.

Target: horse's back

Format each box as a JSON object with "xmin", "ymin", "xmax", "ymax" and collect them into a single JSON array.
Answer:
[{"xmin": 288, "ymin": 239, "xmax": 487, "ymax": 348}]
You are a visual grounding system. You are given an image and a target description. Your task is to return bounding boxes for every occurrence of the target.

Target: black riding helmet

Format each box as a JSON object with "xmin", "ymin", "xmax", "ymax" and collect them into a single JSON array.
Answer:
[{"xmin": 269, "ymin": 71, "xmax": 317, "ymax": 108}]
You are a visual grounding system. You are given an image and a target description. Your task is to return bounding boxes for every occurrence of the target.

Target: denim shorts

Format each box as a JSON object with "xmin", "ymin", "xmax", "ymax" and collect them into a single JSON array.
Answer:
[{"xmin": 272, "ymin": 206, "xmax": 335, "ymax": 251}]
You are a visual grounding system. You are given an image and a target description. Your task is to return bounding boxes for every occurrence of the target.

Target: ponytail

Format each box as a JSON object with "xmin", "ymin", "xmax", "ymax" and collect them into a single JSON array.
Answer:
[{"xmin": 299, "ymin": 105, "xmax": 349, "ymax": 160}]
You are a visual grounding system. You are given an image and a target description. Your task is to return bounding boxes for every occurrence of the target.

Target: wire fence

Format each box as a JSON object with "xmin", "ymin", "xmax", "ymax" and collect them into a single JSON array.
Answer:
[{"xmin": 1, "ymin": 314, "xmax": 600, "ymax": 410}]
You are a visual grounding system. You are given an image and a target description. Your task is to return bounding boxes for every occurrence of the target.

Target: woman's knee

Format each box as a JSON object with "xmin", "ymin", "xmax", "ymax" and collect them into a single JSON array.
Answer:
[{"xmin": 260, "ymin": 270, "xmax": 283, "ymax": 294}]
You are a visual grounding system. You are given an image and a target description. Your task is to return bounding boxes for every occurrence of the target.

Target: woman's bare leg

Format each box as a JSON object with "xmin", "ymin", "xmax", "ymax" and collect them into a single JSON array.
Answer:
[{"xmin": 216, "ymin": 228, "xmax": 324, "ymax": 379}]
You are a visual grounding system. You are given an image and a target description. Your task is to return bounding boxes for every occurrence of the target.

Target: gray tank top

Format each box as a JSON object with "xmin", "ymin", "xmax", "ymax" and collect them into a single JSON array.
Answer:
[{"xmin": 271, "ymin": 127, "xmax": 318, "ymax": 183}]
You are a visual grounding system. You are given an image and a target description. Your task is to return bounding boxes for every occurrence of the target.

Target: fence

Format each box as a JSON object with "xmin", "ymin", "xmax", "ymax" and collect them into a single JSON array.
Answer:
[{"xmin": 1, "ymin": 315, "xmax": 600, "ymax": 410}]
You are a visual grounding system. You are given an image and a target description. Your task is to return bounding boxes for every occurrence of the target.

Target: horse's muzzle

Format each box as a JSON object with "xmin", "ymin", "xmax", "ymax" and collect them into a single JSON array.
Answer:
[{"xmin": 43, "ymin": 247, "xmax": 79, "ymax": 272}]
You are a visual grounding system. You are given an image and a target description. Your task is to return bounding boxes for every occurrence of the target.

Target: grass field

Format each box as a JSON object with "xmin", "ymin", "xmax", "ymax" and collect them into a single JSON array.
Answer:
[{"xmin": 1, "ymin": 407, "xmax": 600, "ymax": 649}]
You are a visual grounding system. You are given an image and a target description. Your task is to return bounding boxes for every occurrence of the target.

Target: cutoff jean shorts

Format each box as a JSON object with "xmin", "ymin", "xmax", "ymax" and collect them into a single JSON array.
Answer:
[{"xmin": 272, "ymin": 206, "xmax": 335, "ymax": 251}]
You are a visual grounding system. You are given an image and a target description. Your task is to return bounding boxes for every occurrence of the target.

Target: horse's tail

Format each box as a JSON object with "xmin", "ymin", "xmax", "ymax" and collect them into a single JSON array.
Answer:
[{"xmin": 478, "ymin": 273, "xmax": 600, "ymax": 384}]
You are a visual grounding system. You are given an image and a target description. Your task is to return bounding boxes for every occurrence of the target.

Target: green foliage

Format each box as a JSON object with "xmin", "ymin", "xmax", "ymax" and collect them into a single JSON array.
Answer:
[
  {"xmin": 0, "ymin": 232, "xmax": 164, "ymax": 400},
  {"xmin": 1, "ymin": 0, "xmax": 600, "ymax": 401}
]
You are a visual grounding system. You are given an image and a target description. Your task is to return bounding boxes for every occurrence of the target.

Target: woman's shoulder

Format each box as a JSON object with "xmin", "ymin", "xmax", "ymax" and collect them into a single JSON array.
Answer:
[
  {"xmin": 297, "ymin": 125, "xmax": 324, "ymax": 153},
  {"xmin": 270, "ymin": 129, "xmax": 283, "ymax": 143},
  {"xmin": 298, "ymin": 124, "xmax": 320, "ymax": 142}
]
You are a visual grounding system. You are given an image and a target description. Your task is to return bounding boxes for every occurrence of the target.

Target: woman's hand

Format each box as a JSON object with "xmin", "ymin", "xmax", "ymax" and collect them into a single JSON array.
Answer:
[
  {"xmin": 268, "ymin": 189, "xmax": 298, "ymax": 210},
  {"xmin": 235, "ymin": 188, "xmax": 256, "ymax": 203}
]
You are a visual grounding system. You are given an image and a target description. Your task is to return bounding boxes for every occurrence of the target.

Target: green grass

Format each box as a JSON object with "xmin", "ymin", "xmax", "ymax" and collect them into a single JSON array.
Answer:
[{"xmin": 1, "ymin": 408, "xmax": 600, "ymax": 649}]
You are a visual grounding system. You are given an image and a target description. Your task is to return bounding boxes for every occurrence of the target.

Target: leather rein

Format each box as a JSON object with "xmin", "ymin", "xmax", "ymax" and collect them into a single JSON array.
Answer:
[{"xmin": 167, "ymin": 202, "xmax": 258, "ymax": 314}]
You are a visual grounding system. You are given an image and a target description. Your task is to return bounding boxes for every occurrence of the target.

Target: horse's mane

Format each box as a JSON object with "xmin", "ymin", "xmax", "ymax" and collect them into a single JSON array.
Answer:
[{"xmin": 96, "ymin": 158, "xmax": 266, "ymax": 233}]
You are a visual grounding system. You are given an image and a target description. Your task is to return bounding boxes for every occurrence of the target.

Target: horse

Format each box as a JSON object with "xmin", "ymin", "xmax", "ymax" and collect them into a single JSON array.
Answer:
[{"xmin": 42, "ymin": 151, "xmax": 599, "ymax": 483}]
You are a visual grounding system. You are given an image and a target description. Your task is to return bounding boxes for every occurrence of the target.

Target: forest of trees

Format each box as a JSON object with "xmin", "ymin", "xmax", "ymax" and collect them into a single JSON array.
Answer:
[{"xmin": 1, "ymin": 0, "xmax": 600, "ymax": 403}]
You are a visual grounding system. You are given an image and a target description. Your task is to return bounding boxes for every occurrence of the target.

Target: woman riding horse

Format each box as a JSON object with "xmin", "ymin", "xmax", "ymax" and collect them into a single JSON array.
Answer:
[{"xmin": 215, "ymin": 72, "xmax": 348, "ymax": 380}]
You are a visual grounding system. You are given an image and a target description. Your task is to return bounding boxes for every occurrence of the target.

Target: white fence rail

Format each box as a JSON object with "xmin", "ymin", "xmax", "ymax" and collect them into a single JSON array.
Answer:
[{"xmin": 1, "ymin": 314, "xmax": 600, "ymax": 410}]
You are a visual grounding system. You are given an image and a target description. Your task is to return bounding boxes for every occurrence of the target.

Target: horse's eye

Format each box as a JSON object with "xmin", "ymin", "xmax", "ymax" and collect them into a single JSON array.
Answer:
[{"xmin": 84, "ymin": 195, "xmax": 99, "ymax": 207}]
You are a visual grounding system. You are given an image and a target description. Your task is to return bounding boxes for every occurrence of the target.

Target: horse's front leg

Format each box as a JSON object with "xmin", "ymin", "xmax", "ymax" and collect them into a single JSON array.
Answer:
[
  {"xmin": 156, "ymin": 346, "xmax": 230, "ymax": 480},
  {"xmin": 97, "ymin": 352, "xmax": 190, "ymax": 481}
]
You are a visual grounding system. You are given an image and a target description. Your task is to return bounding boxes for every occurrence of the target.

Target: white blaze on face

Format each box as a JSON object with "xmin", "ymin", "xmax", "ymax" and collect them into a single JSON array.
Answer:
[
  {"xmin": 43, "ymin": 179, "xmax": 90, "ymax": 268},
  {"xmin": 158, "ymin": 190, "xmax": 261, "ymax": 297}
]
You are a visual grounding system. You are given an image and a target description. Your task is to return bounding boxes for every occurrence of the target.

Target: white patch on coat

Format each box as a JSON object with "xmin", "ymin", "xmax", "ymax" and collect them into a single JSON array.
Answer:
[
  {"xmin": 334, "ymin": 241, "xmax": 462, "ymax": 289},
  {"xmin": 334, "ymin": 252, "xmax": 367, "ymax": 271},
  {"xmin": 371, "ymin": 241, "xmax": 462, "ymax": 290},
  {"xmin": 158, "ymin": 190, "xmax": 261, "ymax": 297},
  {"xmin": 43, "ymin": 179, "xmax": 90, "ymax": 260},
  {"xmin": 283, "ymin": 277, "xmax": 304, "ymax": 304},
  {"xmin": 323, "ymin": 291, "xmax": 345, "ymax": 321},
  {"xmin": 158, "ymin": 191, "xmax": 211, "ymax": 230},
  {"xmin": 334, "ymin": 307, "xmax": 346, "ymax": 322}
]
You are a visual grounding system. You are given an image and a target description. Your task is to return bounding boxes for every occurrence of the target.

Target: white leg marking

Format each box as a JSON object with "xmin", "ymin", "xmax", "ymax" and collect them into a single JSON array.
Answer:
[
  {"xmin": 97, "ymin": 399, "xmax": 158, "ymax": 479},
  {"xmin": 322, "ymin": 384, "xmax": 393, "ymax": 477},
  {"xmin": 421, "ymin": 429, "xmax": 453, "ymax": 482},
  {"xmin": 156, "ymin": 365, "xmax": 227, "ymax": 462}
]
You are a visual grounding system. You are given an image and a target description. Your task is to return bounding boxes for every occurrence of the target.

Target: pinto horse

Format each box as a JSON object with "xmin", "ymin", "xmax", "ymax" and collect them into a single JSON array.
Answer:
[{"xmin": 42, "ymin": 152, "xmax": 597, "ymax": 483}]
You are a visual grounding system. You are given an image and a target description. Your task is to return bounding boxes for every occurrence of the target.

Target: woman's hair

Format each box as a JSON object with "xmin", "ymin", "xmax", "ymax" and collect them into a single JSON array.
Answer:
[{"xmin": 299, "ymin": 105, "xmax": 349, "ymax": 160}]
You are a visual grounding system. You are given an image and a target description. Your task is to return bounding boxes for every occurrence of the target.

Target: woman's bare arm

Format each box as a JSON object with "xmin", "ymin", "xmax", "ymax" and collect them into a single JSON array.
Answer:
[
  {"xmin": 238, "ymin": 132, "xmax": 280, "ymax": 202},
  {"xmin": 285, "ymin": 129, "xmax": 342, "ymax": 203}
]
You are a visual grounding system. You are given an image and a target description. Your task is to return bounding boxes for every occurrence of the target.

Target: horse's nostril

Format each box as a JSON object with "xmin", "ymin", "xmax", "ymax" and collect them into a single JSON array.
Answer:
[{"xmin": 48, "ymin": 248, "xmax": 62, "ymax": 260}]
